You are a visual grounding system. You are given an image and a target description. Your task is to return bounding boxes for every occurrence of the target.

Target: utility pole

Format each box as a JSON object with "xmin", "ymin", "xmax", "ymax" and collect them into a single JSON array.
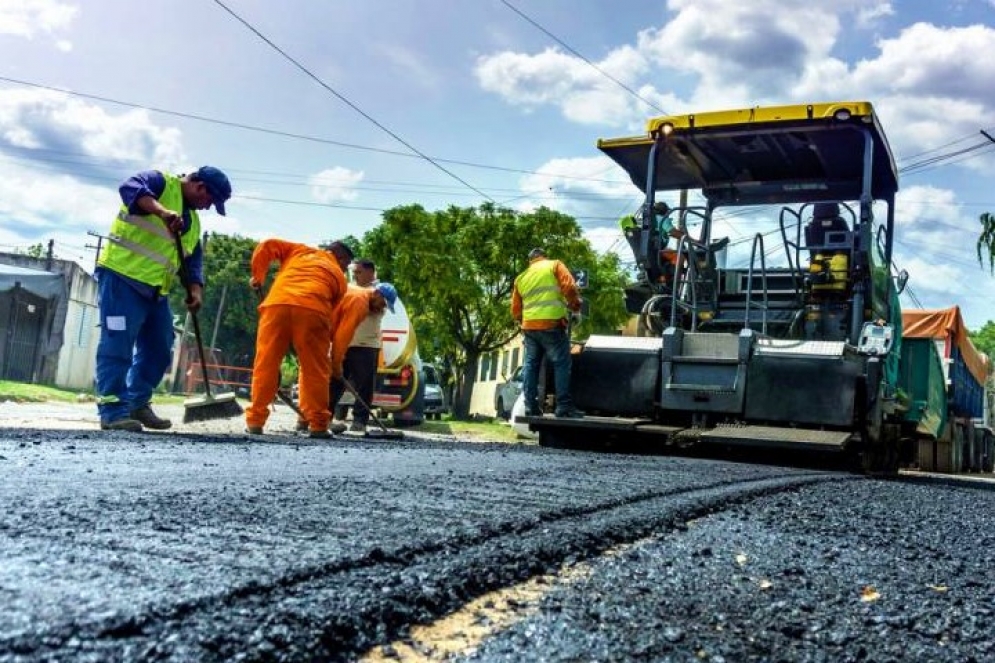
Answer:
[
  {"xmin": 45, "ymin": 239, "xmax": 54, "ymax": 271},
  {"xmin": 84, "ymin": 230, "xmax": 104, "ymax": 272}
]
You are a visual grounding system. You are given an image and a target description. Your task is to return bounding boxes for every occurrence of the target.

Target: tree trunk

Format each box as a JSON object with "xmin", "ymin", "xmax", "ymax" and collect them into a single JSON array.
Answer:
[{"xmin": 452, "ymin": 351, "xmax": 480, "ymax": 420}]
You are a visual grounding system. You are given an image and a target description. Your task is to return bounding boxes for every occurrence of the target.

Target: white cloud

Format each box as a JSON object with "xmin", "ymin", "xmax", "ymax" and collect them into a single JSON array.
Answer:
[
  {"xmin": 308, "ymin": 167, "xmax": 364, "ymax": 203},
  {"xmin": 855, "ymin": 2, "xmax": 894, "ymax": 28},
  {"xmin": 0, "ymin": 0, "xmax": 78, "ymax": 43},
  {"xmin": 474, "ymin": 45, "xmax": 655, "ymax": 127},
  {"xmin": 0, "ymin": 89, "xmax": 187, "ymax": 169}
]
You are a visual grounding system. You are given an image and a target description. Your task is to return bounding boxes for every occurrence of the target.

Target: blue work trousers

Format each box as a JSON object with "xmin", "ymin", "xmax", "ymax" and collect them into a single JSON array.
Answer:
[
  {"xmin": 95, "ymin": 270, "xmax": 175, "ymax": 422},
  {"xmin": 521, "ymin": 326, "xmax": 574, "ymax": 414}
]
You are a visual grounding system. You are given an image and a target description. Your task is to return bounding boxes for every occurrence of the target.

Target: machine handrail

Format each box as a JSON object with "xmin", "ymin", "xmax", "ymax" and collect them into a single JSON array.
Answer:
[
  {"xmin": 669, "ymin": 234, "xmax": 703, "ymax": 331},
  {"xmin": 744, "ymin": 233, "xmax": 770, "ymax": 335}
]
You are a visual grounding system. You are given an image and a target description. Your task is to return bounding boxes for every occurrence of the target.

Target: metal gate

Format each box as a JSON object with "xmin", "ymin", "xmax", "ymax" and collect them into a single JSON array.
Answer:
[{"xmin": 0, "ymin": 285, "xmax": 48, "ymax": 382}]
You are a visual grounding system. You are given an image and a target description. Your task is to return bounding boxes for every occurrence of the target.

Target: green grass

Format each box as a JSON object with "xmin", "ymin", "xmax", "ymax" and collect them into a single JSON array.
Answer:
[
  {"xmin": 0, "ymin": 380, "xmax": 185, "ymax": 404},
  {"xmin": 0, "ymin": 380, "xmax": 86, "ymax": 403}
]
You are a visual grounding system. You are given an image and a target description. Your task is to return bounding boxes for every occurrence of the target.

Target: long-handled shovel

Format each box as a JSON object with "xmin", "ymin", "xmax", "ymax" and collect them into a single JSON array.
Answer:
[{"xmin": 341, "ymin": 377, "xmax": 404, "ymax": 440}]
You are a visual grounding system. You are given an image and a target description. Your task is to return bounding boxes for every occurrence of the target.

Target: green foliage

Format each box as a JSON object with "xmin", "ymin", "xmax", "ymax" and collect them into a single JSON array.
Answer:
[
  {"xmin": 977, "ymin": 212, "xmax": 995, "ymax": 272},
  {"xmin": 24, "ymin": 243, "xmax": 46, "ymax": 259},
  {"xmin": 969, "ymin": 320, "xmax": 995, "ymax": 359},
  {"xmin": 361, "ymin": 203, "xmax": 628, "ymax": 418}
]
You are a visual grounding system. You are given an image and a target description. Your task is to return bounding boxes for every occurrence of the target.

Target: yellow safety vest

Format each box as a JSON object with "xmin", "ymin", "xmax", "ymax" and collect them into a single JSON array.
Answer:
[
  {"xmin": 516, "ymin": 259, "xmax": 567, "ymax": 322},
  {"xmin": 97, "ymin": 173, "xmax": 200, "ymax": 292}
]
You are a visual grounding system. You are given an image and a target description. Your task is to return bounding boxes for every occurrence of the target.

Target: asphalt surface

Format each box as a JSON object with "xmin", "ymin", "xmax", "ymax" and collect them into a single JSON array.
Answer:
[{"xmin": 2, "ymin": 400, "xmax": 994, "ymax": 662}]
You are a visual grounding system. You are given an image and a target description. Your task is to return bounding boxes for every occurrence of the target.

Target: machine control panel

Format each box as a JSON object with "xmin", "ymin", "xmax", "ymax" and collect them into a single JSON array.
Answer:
[{"xmin": 857, "ymin": 322, "xmax": 894, "ymax": 356}]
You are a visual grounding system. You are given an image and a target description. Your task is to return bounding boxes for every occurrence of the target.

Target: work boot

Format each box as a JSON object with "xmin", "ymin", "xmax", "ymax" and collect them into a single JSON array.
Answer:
[
  {"xmin": 295, "ymin": 419, "xmax": 308, "ymax": 433},
  {"xmin": 245, "ymin": 426, "xmax": 264, "ymax": 435},
  {"xmin": 349, "ymin": 421, "xmax": 367, "ymax": 433},
  {"xmin": 131, "ymin": 405, "xmax": 172, "ymax": 430},
  {"xmin": 523, "ymin": 408, "xmax": 542, "ymax": 417},
  {"xmin": 329, "ymin": 422, "xmax": 348, "ymax": 434},
  {"xmin": 554, "ymin": 406, "xmax": 585, "ymax": 419},
  {"xmin": 100, "ymin": 418, "xmax": 143, "ymax": 432},
  {"xmin": 308, "ymin": 429, "xmax": 332, "ymax": 439}
]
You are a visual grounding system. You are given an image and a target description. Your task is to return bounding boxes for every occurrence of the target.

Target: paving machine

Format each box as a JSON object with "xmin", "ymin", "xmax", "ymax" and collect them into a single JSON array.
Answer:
[{"xmin": 522, "ymin": 101, "xmax": 908, "ymax": 473}]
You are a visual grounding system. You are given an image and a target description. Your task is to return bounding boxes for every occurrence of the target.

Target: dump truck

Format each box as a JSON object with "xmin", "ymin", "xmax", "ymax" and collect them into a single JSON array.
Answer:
[
  {"xmin": 899, "ymin": 306, "xmax": 994, "ymax": 473},
  {"xmin": 520, "ymin": 100, "xmax": 910, "ymax": 473}
]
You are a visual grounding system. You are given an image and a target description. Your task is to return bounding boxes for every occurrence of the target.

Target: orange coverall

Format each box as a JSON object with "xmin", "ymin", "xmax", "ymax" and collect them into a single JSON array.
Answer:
[
  {"xmin": 329, "ymin": 287, "xmax": 375, "ymax": 380},
  {"xmin": 247, "ymin": 239, "xmax": 347, "ymax": 432}
]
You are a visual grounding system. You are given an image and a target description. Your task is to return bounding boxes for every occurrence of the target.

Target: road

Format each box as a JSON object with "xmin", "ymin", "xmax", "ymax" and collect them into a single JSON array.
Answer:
[{"xmin": 1, "ymin": 401, "xmax": 993, "ymax": 662}]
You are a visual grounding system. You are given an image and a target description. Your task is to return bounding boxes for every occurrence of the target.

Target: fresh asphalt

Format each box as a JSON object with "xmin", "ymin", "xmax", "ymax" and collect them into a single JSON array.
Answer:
[{"xmin": 1, "ymin": 401, "xmax": 993, "ymax": 662}]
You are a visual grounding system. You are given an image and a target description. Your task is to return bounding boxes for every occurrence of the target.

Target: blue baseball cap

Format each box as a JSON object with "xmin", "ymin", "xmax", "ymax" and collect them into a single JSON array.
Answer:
[
  {"xmin": 375, "ymin": 282, "xmax": 397, "ymax": 313},
  {"xmin": 194, "ymin": 166, "xmax": 232, "ymax": 216}
]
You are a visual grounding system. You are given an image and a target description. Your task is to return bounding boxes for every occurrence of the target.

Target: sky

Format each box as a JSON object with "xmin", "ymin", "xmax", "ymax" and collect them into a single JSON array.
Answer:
[{"xmin": 1, "ymin": 0, "xmax": 995, "ymax": 326}]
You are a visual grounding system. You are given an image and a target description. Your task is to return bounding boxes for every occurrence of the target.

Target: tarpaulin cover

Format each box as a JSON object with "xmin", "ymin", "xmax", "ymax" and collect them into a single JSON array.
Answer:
[{"xmin": 902, "ymin": 306, "xmax": 990, "ymax": 387}]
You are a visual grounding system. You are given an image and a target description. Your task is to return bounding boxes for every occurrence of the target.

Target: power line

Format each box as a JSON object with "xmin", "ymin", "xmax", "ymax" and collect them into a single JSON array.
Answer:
[
  {"xmin": 499, "ymin": 0, "xmax": 667, "ymax": 116},
  {"xmin": 209, "ymin": 0, "xmax": 494, "ymax": 202},
  {"xmin": 0, "ymin": 75, "xmax": 629, "ymax": 186}
]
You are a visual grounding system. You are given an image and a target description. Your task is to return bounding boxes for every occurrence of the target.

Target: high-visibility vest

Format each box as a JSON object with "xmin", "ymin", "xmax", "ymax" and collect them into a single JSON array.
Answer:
[
  {"xmin": 97, "ymin": 173, "xmax": 200, "ymax": 292},
  {"xmin": 516, "ymin": 259, "xmax": 567, "ymax": 322}
]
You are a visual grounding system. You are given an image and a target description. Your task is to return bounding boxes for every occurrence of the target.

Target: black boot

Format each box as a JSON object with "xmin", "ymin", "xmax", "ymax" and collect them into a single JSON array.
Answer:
[{"xmin": 131, "ymin": 404, "xmax": 172, "ymax": 430}]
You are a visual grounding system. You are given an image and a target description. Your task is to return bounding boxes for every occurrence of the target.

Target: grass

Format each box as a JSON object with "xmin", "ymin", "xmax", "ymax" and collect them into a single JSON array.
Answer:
[
  {"xmin": 0, "ymin": 380, "xmax": 89, "ymax": 403},
  {"xmin": 0, "ymin": 380, "xmax": 185, "ymax": 405}
]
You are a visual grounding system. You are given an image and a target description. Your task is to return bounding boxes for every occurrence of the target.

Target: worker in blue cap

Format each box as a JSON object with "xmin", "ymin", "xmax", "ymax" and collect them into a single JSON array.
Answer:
[{"xmin": 94, "ymin": 166, "xmax": 233, "ymax": 432}]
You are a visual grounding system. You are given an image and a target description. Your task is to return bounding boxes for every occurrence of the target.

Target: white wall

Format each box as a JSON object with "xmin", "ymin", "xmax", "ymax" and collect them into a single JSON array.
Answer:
[{"xmin": 54, "ymin": 270, "xmax": 99, "ymax": 390}]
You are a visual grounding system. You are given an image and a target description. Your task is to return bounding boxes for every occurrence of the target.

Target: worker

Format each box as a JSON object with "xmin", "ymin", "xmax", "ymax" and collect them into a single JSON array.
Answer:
[
  {"xmin": 511, "ymin": 247, "xmax": 585, "ymax": 418},
  {"xmin": 619, "ymin": 201, "xmax": 686, "ymax": 286},
  {"xmin": 94, "ymin": 166, "xmax": 232, "ymax": 432},
  {"xmin": 327, "ymin": 281, "xmax": 397, "ymax": 433},
  {"xmin": 321, "ymin": 258, "xmax": 383, "ymax": 433},
  {"xmin": 246, "ymin": 239, "xmax": 353, "ymax": 438}
]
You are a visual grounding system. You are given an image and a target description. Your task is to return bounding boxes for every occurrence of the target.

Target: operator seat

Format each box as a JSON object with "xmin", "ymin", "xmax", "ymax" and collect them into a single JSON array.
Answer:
[{"xmin": 804, "ymin": 202, "xmax": 849, "ymax": 255}]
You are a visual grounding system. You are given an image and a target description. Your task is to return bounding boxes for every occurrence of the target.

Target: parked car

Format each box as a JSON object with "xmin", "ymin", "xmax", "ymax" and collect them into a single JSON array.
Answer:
[
  {"xmin": 510, "ymin": 392, "xmax": 537, "ymax": 439},
  {"xmin": 422, "ymin": 363, "xmax": 448, "ymax": 420},
  {"xmin": 494, "ymin": 365, "xmax": 524, "ymax": 420}
]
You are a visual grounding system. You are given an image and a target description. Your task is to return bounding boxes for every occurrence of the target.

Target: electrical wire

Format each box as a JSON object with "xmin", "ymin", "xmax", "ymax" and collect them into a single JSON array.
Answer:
[
  {"xmin": 499, "ymin": 0, "xmax": 667, "ymax": 116},
  {"xmin": 209, "ymin": 0, "xmax": 493, "ymax": 201}
]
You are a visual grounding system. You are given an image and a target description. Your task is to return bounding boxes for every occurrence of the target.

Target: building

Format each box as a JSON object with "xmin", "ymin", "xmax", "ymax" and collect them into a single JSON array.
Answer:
[{"xmin": 0, "ymin": 253, "xmax": 99, "ymax": 390}]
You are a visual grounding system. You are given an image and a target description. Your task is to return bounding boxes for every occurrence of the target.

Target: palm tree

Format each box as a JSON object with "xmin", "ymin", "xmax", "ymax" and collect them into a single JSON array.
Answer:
[{"xmin": 977, "ymin": 212, "xmax": 995, "ymax": 272}]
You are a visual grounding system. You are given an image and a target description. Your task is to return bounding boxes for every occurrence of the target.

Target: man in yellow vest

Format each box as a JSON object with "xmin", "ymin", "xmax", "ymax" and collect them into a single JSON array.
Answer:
[
  {"xmin": 95, "ymin": 166, "xmax": 232, "ymax": 432},
  {"xmin": 511, "ymin": 247, "xmax": 584, "ymax": 418}
]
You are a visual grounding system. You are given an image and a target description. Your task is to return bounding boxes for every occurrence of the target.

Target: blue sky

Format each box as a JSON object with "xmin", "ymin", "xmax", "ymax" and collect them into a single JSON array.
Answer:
[{"xmin": 2, "ymin": 0, "xmax": 995, "ymax": 326}]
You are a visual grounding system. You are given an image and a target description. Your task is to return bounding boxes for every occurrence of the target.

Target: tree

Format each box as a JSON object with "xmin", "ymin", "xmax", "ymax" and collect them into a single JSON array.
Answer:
[
  {"xmin": 969, "ymin": 320, "xmax": 995, "ymax": 359},
  {"xmin": 977, "ymin": 212, "xmax": 995, "ymax": 272},
  {"xmin": 361, "ymin": 203, "xmax": 628, "ymax": 419}
]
